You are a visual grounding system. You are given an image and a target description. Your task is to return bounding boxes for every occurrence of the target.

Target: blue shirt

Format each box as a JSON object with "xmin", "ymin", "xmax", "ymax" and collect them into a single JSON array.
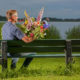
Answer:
[{"xmin": 2, "ymin": 21, "xmax": 25, "ymax": 40}]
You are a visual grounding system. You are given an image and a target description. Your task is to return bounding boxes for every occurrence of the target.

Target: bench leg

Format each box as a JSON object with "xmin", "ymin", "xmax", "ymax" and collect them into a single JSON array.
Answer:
[
  {"xmin": 1, "ymin": 41, "xmax": 7, "ymax": 71},
  {"xmin": 65, "ymin": 40, "xmax": 72, "ymax": 68},
  {"xmin": 21, "ymin": 58, "xmax": 33, "ymax": 68}
]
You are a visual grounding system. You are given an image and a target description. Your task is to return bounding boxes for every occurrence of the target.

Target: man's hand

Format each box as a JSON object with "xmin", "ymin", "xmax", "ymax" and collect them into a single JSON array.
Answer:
[{"xmin": 22, "ymin": 36, "xmax": 35, "ymax": 43}]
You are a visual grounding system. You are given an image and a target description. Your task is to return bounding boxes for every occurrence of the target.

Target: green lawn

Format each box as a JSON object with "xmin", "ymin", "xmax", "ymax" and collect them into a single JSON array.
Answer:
[
  {"xmin": 5, "ymin": 75, "xmax": 80, "ymax": 80},
  {"xmin": 0, "ymin": 57, "xmax": 80, "ymax": 80}
]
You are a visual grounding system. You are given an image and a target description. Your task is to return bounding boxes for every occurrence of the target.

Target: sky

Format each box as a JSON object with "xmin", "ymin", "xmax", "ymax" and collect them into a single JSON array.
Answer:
[{"xmin": 0, "ymin": 0, "xmax": 80, "ymax": 18}]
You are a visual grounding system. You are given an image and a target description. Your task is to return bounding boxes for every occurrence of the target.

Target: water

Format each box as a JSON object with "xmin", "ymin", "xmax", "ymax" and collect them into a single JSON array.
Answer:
[
  {"xmin": 1, "ymin": 21, "xmax": 80, "ymax": 39},
  {"xmin": 49, "ymin": 22, "xmax": 80, "ymax": 39}
]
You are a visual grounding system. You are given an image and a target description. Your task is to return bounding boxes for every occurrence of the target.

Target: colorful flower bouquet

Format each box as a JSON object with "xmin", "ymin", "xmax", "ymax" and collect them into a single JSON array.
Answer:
[{"xmin": 22, "ymin": 8, "xmax": 49, "ymax": 39}]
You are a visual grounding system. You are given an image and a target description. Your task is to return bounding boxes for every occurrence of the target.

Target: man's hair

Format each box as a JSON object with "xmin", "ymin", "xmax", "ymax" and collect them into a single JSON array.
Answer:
[{"xmin": 6, "ymin": 10, "xmax": 17, "ymax": 19}]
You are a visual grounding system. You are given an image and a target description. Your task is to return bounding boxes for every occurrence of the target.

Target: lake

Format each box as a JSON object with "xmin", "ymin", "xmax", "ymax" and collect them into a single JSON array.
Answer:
[
  {"xmin": 49, "ymin": 22, "xmax": 80, "ymax": 39},
  {"xmin": 0, "ymin": 21, "xmax": 80, "ymax": 39}
]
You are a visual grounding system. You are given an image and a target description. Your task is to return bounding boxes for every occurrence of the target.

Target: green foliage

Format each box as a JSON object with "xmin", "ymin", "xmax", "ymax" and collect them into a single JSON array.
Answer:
[
  {"xmin": 45, "ymin": 25, "xmax": 61, "ymax": 39},
  {"xmin": 0, "ymin": 58, "xmax": 80, "ymax": 79},
  {"xmin": 0, "ymin": 22, "xmax": 4, "ymax": 40},
  {"xmin": 66, "ymin": 25, "xmax": 80, "ymax": 39}
]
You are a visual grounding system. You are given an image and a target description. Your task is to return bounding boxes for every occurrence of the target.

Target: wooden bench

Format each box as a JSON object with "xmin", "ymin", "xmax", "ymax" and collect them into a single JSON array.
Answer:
[{"xmin": 0, "ymin": 39, "xmax": 80, "ymax": 71}]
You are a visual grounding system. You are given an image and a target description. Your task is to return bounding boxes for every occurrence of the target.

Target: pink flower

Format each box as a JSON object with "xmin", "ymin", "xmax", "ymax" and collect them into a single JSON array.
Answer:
[
  {"xmin": 27, "ymin": 24, "xmax": 31, "ymax": 31},
  {"xmin": 30, "ymin": 33, "xmax": 34, "ymax": 37},
  {"xmin": 40, "ymin": 29, "xmax": 44, "ymax": 32}
]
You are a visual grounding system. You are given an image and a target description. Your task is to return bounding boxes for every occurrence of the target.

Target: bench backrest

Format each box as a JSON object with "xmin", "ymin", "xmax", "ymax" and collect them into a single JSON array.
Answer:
[
  {"xmin": 0, "ymin": 39, "xmax": 80, "ymax": 54},
  {"xmin": 7, "ymin": 40, "xmax": 66, "ymax": 53},
  {"xmin": 71, "ymin": 40, "xmax": 80, "ymax": 52}
]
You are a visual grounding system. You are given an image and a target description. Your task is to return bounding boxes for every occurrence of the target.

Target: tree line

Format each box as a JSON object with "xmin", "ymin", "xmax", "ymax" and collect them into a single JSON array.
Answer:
[{"xmin": 0, "ymin": 15, "xmax": 80, "ymax": 22}]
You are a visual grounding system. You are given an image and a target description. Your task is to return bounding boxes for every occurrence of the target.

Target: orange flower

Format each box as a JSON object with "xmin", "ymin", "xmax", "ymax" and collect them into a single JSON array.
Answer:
[{"xmin": 37, "ymin": 21, "xmax": 40, "ymax": 25}]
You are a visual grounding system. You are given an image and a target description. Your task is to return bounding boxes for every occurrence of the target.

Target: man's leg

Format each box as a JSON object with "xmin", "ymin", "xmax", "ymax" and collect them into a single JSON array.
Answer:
[
  {"xmin": 11, "ymin": 58, "xmax": 19, "ymax": 69},
  {"xmin": 7, "ymin": 53, "xmax": 19, "ymax": 69},
  {"xmin": 20, "ymin": 52, "xmax": 36, "ymax": 68},
  {"xmin": 21, "ymin": 58, "xmax": 33, "ymax": 68}
]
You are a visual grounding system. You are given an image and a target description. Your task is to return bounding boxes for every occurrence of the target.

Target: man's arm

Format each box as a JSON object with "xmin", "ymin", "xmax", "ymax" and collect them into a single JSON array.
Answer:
[
  {"xmin": 11, "ymin": 26, "xmax": 35, "ymax": 43},
  {"xmin": 22, "ymin": 36, "xmax": 34, "ymax": 43}
]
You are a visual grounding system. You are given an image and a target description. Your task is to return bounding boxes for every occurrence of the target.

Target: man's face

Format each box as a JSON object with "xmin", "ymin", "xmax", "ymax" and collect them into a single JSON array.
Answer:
[{"xmin": 12, "ymin": 12, "xmax": 18, "ymax": 22}]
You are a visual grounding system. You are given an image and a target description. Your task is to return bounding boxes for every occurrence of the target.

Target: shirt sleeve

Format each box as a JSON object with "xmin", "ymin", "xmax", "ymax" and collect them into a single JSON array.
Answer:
[{"xmin": 11, "ymin": 26, "xmax": 25, "ymax": 40}]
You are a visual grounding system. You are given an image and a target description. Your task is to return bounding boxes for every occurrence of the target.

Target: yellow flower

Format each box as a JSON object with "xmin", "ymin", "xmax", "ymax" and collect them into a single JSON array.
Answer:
[{"xmin": 25, "ymin": 20, "xmax": 28, "ymax": 25}]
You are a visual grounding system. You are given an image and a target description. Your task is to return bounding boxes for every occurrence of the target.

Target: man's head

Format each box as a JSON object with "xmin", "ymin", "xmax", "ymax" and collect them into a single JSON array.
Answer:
[{"xmin": 6, "ymin": 10, "xmax": 18, "ymax": 23}]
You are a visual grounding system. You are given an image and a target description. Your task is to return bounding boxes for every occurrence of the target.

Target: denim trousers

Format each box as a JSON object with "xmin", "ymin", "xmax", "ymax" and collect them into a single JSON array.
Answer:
[{"xmin": 7, "ymin": 52, "xmax": 36, "ymax": 65}]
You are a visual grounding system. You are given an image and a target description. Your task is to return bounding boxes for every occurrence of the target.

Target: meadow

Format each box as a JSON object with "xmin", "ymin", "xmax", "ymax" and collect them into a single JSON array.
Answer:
[
  {"xmin": 0, "ymin": 58, "xmax": 80, "ymax": 80},
  {"xmin": 0, "ymin": 22, "xmax": 80, "ymax": 80}
]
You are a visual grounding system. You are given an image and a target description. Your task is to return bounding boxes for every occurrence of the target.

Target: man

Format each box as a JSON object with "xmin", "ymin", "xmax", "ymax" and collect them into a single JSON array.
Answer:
[{"xmin": 2, "ymin": 10, "xmax": 35, "ymax": 69}]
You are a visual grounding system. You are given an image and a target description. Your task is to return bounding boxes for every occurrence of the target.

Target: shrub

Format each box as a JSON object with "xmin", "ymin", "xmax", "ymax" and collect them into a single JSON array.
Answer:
[
  {"xmin": 45, "ymin": 25, "xmax": 61, "ymax": 39},
  {"xmin": 0, "ymin": 22, "xmax": 4, "ymax": 39},
  {"xmin": 66, "ymin": 25, "xmax": 80, "ymax": 39}
]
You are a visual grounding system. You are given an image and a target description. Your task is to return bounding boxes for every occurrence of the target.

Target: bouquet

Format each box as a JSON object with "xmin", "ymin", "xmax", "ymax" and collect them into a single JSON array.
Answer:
[{"xmin": 22, "ymin": 8, "xmax": 49, "ymax": 39}]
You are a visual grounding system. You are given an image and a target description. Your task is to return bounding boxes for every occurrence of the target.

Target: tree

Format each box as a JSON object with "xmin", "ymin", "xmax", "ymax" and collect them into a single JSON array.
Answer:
[
  {"xmin": 45, "ymin": 25, "xmax": 61, "ymax": 39},
  {"xmin": 66, "ymin": 25, "xmax": 80, "ymax": 39}
]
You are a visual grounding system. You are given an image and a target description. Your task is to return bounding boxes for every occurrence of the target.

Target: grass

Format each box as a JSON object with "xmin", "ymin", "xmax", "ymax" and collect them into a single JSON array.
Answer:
[
  {"xmin": 0, "ymin": 57, "xmax": 80, "ymax": 80},
  {"xmin": 4, "ymin": 75, "xmax": 80, "ymax": 80},
  {"xmin": 0, "ymin": 22, "xmax": 4, "ymax": 39}
]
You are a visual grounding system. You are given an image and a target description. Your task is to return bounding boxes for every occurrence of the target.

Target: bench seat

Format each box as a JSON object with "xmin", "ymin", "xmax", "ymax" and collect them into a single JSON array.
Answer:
[{"xmin": 0, "ymin": 54, "xmax": 80, "ymax": 58}]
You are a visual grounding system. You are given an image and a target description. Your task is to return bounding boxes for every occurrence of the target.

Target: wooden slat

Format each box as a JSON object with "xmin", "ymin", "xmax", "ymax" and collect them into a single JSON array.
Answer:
[
  {"xmin": 72, "ymin": 47, "xmax": 80, "ymax": 52},
  {"xmin": 9, "ymin": 54, "xmax": 80, "ymax": 58},
  {"xmin": 8, "ymin": 54, "xmax": 66, "ymax": 58},
  {"xmin": 0, "ymin": 58, "xmax": 2, "ymax": 64},
  {"xmin": 0, "ymin": 54, "xmax": 1, "ymax": 57},
  {"xmin": 8, "ymin": 46, "xmax": 65, "ymax": 53},
  {"xmin": 0, "ymin": 53, "xmax": 80, "ymax": 58},
  {"xmin": 1, "ymin": 39, "xmax": 80, "ymax": 46},
  {"xmin": 72, "ymin": 40, "xmax": 80, "ymax": 45},
  {"xmin": 0, "ymin": 40, "xmax": 6, "ymax": 43},
  {"xmin": 0, "ymin": 54, "xmax": 80, "ymax": 58},
  {"xmin": 0, "ymin": 40, "xmax": 1, "ymax": 43},
  {"xmin": 72, "ymin": 54, "xmax": 80, "ymax": 57},
  {"xmin": 7, "ymin": 40, "xmax": 66, "ymax": 47}
]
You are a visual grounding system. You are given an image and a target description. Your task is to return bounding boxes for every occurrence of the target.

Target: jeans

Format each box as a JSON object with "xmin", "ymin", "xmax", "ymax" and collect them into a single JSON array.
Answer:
[
  {"xmin": 7, "ymin": 52, "xmax": 36, "ymax": 68},
  {"xmin": 7, "ymin": 53, "xmax": 19, "ymax": 64}
]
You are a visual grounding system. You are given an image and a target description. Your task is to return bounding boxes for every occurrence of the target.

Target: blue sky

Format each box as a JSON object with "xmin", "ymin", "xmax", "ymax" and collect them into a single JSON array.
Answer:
[{"xmin": 0, "ymin": 0, "xmax": 80, "ymax": 18}]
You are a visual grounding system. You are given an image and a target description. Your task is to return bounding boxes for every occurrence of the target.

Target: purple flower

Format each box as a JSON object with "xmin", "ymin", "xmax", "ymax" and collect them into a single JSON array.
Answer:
[
  {"xmin": 43, "ymin": 20, "xmax": 50, "ymax": 28},
  {"xmin": 43, "ymin": 24, "xmax": 49, "ymax": 28}
]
